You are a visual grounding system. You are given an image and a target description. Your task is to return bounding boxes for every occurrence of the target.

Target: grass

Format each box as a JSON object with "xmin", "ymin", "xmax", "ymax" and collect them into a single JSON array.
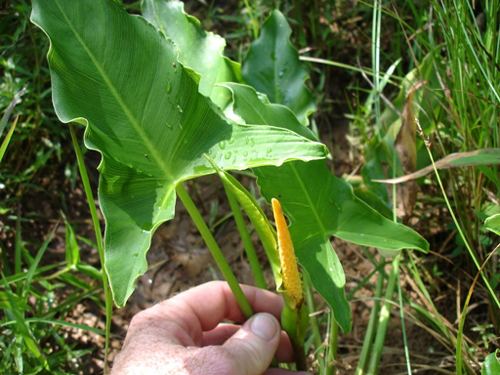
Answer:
[
  {"xmin": 1, "ymin": 0, "xmax": 498, "ymax": 373},
  {"xmin": 345, "ymin": 0, "xmax": 499, "ymax": 372},
  {"xmin": 0, "ymin": 220, "xmax": 105, "ymax": 373},
  {"xmin": 1, "ymin": 1, "xmax": 108, "ymax": 372},
  {"xmin": 69, "ymin": 124, "xmax": 113, "ymax": 372}
]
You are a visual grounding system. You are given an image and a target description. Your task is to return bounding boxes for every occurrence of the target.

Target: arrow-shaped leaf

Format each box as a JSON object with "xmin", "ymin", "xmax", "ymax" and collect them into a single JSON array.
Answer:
[
  {"xmin": 114, "ymin": 2, "xmax": 428, "ymax": 334},
  {"xmin": 256, "ymin": 161, "xmax": 430, "ymax": 252},
  {"xmin": 242, "ymin": 10, "xmax": 316, "ymax": 125}
]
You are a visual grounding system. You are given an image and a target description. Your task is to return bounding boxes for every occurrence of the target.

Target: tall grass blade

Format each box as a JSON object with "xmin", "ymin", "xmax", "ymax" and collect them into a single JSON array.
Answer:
[
  {"xmin": 375, "ymin": 149, "xmax": 500, "ymax": 184},
  {"xmin": 69, "ymin": 124, "xmax": 113, "ymax": 373},
  {"xmin": 0, "ymin": 116, "xmax": 19, "ymax": 164},
  {"xmin": 420, "ymin": 137, "xmax": 500, "ymax": 308},
  {"xmin": 0, "ymin": 87, "xmax": 25, "ymax": 138},
  {"xmin": 456, "ymin": 245, "xmax": 499, "ymax": 375}
]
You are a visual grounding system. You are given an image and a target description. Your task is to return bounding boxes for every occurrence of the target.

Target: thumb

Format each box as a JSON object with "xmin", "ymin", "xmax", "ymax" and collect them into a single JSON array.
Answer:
[{"xmin": 223, "ymin": 312, "xmax": 281, "ymax": 375}]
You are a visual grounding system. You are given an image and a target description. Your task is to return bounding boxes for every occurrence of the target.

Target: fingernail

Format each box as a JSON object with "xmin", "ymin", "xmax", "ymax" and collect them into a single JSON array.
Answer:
[{"xmin": 250, "ymin": 313, "xmax": 278, "ymax": 341}]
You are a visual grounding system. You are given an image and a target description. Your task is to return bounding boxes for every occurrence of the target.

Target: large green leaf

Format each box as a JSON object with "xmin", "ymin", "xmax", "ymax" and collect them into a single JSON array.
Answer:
[
  {"xmin": 254, "ymin": 160, "xmax": 430, "ymax": 333},
  {"xmin": 142, "ymin": 0, "xmax": 240, "ymax": 108},
  {"xmin": 242, "ymin": 10, "xmax": 316, "ymax": 125},
  {"xmin": 31, "ymin": 0, "xmax": 328, "ymax": 306}
]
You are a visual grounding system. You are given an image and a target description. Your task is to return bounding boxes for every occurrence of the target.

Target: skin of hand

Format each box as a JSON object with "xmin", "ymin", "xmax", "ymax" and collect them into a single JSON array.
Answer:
[{"xmin": 112, "ymin": 281, "xmax": 311, "ymax": 375}]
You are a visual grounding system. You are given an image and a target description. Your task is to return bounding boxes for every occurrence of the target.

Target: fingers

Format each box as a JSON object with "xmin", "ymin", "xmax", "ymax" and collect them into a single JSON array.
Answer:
[
  {"xmin": 169, "ymin": 281, "xmax": 284, "ymax": 329},
  {"xmin": 203, "ymin": 323, "xmax": 294, "ymax": 362},
  {"xmin": 222, "ymin": 312, "xmax": 281, "ymax": 375},
  {"xmin": 137, "ymin": 281, "xmax": 284, "ymax": 345},
  {"xmin": 202, "ymin": 323, "xmax": 239, "ymax": 346},
  {"xmin": 118, "ymin": 282, "xmax": 305, "ymax": 375}
]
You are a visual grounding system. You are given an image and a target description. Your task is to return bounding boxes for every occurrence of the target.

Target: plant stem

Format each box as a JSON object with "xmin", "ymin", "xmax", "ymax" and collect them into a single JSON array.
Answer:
[
  {"xmin": 397, "ymin": 275, "xmax": 412, "ymax": 375},
  {"xmin": 281, "ymin": 302, "xmax": 308, "ymax": 371},
  {"xmin": 299, "ymin": 56, "xmax": 402, "ymax": 85},
  {"xmin": 303, "ymin": 273, "xmax": 322, "ymax": 349},
  {"xmin": 69, "ymin": 124, "xmax": 112, "ymax": 374},
  {"xmin": 176, "ymin": 183, "xmax": 253, "ymax": 318},
  {"xmin": 224, "ymin": 186, "xmax": 267, "ymax": 289},
  {"xmin": 354, "ymin": 270, "xmax": 384, "ymax": 375},
  {"xmin": 371, "ymin": 0, "xmax": 382, "ymax": 133},
  {"xmin": 325, "ymin": 310, "xmax": 339, "ymax": 375},
  {"xmin": 367, "ymin": 255, "xmax": 401, "ymax": 375},
  {"xmin": 0, "ymin": 115, "xmax": 18, "ymax": 163},
  {"xmin": 295, "ymin": 341, "xmax": 307, "ymax": 371},
  {"xmin": 358, "ymin": 9, "xmax": 394, "ymax": 370}
]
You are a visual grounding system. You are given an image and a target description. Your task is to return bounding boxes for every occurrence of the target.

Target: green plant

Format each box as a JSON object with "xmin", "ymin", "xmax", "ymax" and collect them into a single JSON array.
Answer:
[{"xmin": 30, "ymin": 0, "xmax": 434, "ymax": 372}]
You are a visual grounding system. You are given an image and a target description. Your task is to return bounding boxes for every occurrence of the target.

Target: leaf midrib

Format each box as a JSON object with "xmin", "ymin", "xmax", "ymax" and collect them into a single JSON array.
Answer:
[
  {"xmin": 53, "ymin": 0, "xmax": 174, "ymax": 182},
  {"xmin": 289, "ymin": 163, "xmax": 328, "ymax": 237},
  {"xmin": 272, "ymin": 33, "xmax": 282, "ymax": 104},
  {"xmin": 286, "ymin": 164, "xmax": 422, "ymax": 249}
]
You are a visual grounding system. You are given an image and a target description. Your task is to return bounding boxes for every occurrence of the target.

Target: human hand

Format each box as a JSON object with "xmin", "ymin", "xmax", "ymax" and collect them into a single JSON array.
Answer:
[{"xmin": 112, "ymin": 281, "xmax": 311, "ymax": 375}]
